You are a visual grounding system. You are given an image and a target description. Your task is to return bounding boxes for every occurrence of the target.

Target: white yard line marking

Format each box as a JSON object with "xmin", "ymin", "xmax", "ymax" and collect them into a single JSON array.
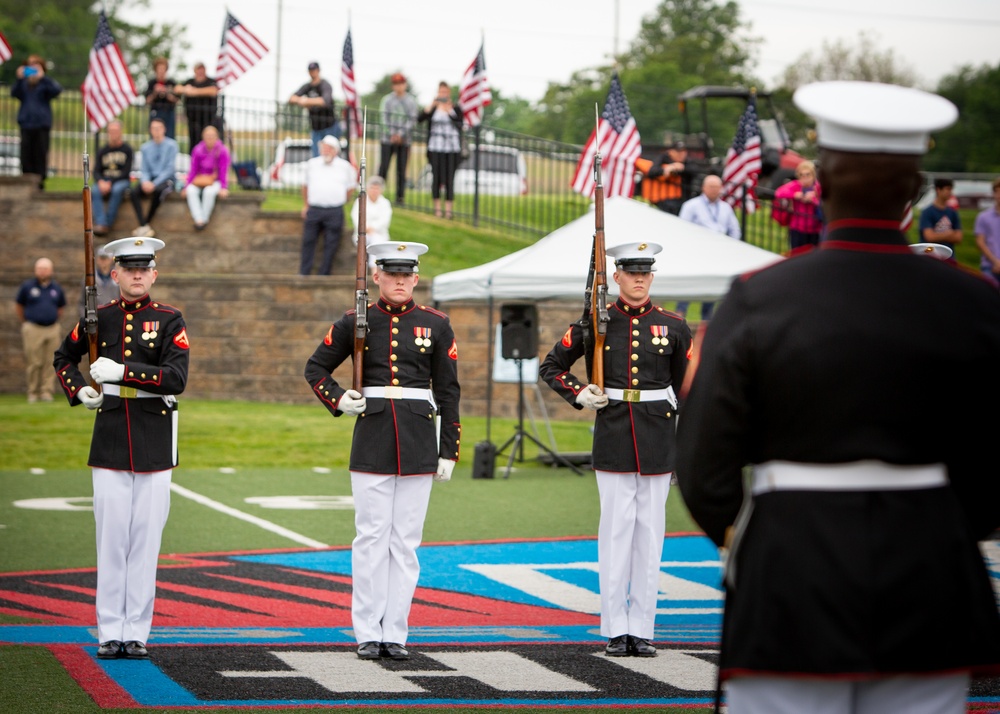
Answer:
[{"xmin": 169, "ymin": 483, "xmax": 328, "ymax": 549}]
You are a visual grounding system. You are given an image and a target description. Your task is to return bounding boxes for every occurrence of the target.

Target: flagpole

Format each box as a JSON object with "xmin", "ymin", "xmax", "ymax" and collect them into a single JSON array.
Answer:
[{"xmin": 274, "ymin": 0, "xmax": 283, "ymax": 106}]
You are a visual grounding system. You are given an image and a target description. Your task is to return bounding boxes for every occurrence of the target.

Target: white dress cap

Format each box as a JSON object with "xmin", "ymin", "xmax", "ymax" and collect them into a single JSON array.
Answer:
[
  {"xmin": 910, "ymin": 242, "xmax": 954, "ymax": 260},
  {"xmin": 103, "ymin": 236, "xmax": 165, "ymax": 267},
  {"xmin": 369, "ymin": 241, "xmax": 428, "ymax": 273},
  {"xmin": 793, "ymin": 81, "xmax": 958, "ymax": 154},
  {"xmin": 606, "ymin": 241, "xmax": 662, "ymax": 272}
]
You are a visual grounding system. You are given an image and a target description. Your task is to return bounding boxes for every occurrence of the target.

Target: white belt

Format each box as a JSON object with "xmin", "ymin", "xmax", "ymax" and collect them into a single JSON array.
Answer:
[
  {"xmin": 752, "ymin": 460, "xmax": 948, "ymax": 495},
  {"xmin": 362, "ymin": 386, "xmax": 434, "ymax": 404},
  {"xmin": 604, "ymin": 386, "xmax": 677, "ymax": 407},
  {"xmin": 101, "ymin": 384, "xmax": 160, "ymax": 399}
]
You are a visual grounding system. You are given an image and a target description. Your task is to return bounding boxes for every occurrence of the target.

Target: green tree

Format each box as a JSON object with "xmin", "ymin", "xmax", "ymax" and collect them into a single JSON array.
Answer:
[
  {"xmin": 525, "ymin": 0, "xmax": 759, "ymax": 147},
  {"xmin": 926, "ymin": 63, "xmax": 1000, "ymax": 173},
  {"xmin": 0, "ymin": 0, "xmax": 187, "ymax": 88}
]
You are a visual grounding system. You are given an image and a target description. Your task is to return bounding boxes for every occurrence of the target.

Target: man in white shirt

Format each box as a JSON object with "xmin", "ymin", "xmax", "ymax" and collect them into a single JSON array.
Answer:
[
  {"xmin": 677, "ymin": 174, "xmax": 742, "ymax": 320},
  {"xmin": 300, "ymin": 135, "xmax": 357, "ymax": 276}
]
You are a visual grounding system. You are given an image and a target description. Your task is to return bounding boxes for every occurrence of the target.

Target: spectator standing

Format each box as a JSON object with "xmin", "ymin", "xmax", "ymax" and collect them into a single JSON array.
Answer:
[
  {"xmin": 974, "ymin": 177, "xmax": 1000, "ymax": 287},
  {"xmin": 676, "ymin": 81, "xmax": 1000, "ymax": 714},
  {"xmin": 418, "ymin": 82, "xmax": 463, "ymax": 219},
  {"xmin": 539, "ymin": 242, "xmax": 692, "ymax": 658},
  {"xmin": 635, "ymin": 140, "xmax": 688, "ymax": 215},
  {"xmin": 91, "ymin": 120, "xmax": 134, "ymax": 236},
  {"xmin": 773, "ymin": 160, "xmax": 823, "ymax": 250},
  {"xmin": 15, "ymin": 257, "xmax": 66, "ymax": 403},
  {"xmin": 54, "ymin": 237, "xmax": 190, "ymax": 662},
  {"xmin": 676, "ymin": 174, "xmax": 741, "ymax": 321},
  {"xmin": 78, "ymin": 247, "xmax": 117, "ymax": 318},
  {"xmin": 181, "ymin": 125, "xmax": 230, "ymax": 230},
  {"xmin": 289, "ymin": 61, "xmax": 339, "ymax": 158},
  {"xmin": 144, "ymin": 57, "xmax": 179, "ymax": 139},
  {"xmin": 299, "ymin": 135, "xmax": 357, "ymax": 276},
  {"xmin": 350, "ymin": 175, "xmax": 393, "ymax": 263},
  {"xmin": 130, "ymin": 117, "xmax": 179, "ymax": 237},
  {"xmin": 11, "ymin": 54, "xmax": 62, "ymax": 190},
  {"xmin": 919, "ymin": 177, "xmax": 962, "ymax": 258},
  {"xmin": 175, "ymin": 62, "xmax": 221, "ymax": 153},
  {"xmin": 304, "ymin": 241, "xmax": 460, "ymax": 661},
  {"xmin": 378, "ymin": 73, "xmax": 418, "ymax": 204}
]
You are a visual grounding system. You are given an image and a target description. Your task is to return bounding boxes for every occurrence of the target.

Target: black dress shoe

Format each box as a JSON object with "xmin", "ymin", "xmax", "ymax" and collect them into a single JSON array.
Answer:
[
  {"xmin": 605, "ymin": 635, "xmax": 629, "ymax": 656},
  {"xmin": 123, "ymin": 640, "xmax": 148, "ymax": 659},
  {"xmin": 380, "ymin": 642, "xmax": 409, "ymax": 660},
  {"xmin": 628, "ymin": 635, "xmax": 657, "ymax": 657},
  {"xmin": 97, "ymin": 640, "xmax": 123, "ymax": 659},
  {"xmin": 357, "ymin": 641, "xmax": 381, "ymax": 659}
]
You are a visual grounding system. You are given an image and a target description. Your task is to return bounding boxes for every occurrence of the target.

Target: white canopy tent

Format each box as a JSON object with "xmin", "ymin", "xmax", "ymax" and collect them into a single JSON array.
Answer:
[{"xmin": 432, "ymin": 196, "xmax": 783, "ymax": 303}]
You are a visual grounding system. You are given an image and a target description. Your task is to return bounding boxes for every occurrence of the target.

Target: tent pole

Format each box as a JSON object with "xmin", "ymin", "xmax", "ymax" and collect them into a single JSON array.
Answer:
[{"xmin": 485, "ymin": 295, "xmax": 494, "ymax": 442}]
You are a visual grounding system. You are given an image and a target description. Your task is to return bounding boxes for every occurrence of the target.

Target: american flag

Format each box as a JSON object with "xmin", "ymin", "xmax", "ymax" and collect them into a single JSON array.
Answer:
[
  {"xmin": 459, "ymin": 42, "xmax": 491, "ymax": 128},
  {"xmin": 341, "ymin": 29, "xmax": 361, "ymax": 140},
  {"xmin": 82, "ymin": 12, "xmax": 137, "ymax": 131},
  {"xmin": 0, "ymin": 29, "xmax": 12, "ymax": 65},
  {"xmin": 215, "ymin": 11, "xmax": 268, "ymax": 91},
  {"xmin": 721, "ymin": 94, "xmax": 763, "ymax": 212},
  {"xmin": 571, "ymin": 73, "xmax": 641, "ymax": 198}
]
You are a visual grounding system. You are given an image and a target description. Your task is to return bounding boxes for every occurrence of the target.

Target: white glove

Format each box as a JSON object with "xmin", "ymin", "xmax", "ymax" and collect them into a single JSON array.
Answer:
[
  {"xmin": 90, "ymin": 357, "xmax": 125, "ymax": 384},
  {"xmin": 575, "ymin": 384, "xmax": 608, "ymax": 411},
  {"xmin": 78, "ymin": 386, "xmax": 104, "ymax": 410},
  {"xmin": 338, "ymin": 389, "xmax": 367, "ymax": 416},
  {"xmin": 434, "ymin": 458, "xmax": 456, "ymax": 482}
]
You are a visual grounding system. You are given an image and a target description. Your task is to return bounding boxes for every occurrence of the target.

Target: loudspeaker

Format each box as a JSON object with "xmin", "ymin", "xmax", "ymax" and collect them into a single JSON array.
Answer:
[
  {"xmin": 472, "ymin": 440, "xmax": 496, "ymax": 479},
  {"xmin": 500, "ymin": 303, "xmax": 538, "ymax": 360}
]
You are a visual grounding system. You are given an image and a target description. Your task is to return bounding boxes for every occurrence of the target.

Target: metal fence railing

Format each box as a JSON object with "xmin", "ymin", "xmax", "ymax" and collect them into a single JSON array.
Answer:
[
  {"xmin": 0, "ymin": 89, "xmax": 594, "ymax": 239},
  {"xmin": 1, "ymin": 88, "xmax": 826, "ymax": 254}
]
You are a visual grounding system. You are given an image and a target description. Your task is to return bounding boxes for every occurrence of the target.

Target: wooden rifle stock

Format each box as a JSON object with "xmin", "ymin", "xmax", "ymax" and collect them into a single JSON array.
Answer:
[
  {"xmin": 353, "ymin": 114, "xmax": 369, "ymax": 392},
  {"xmin": 590, "ymin": 151, "xmax": 609, "ymax": 389},
  {"xmin": 82, "ymin": 151, "xmax": 100, "ymax": 392}
]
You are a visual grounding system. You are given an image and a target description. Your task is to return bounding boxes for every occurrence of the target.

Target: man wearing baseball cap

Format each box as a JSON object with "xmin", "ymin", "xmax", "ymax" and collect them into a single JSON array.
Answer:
[
  {"xmin": 304, "ymin": 241, "xmax": 461, "ymax": 662},
  {"xmin": 677, "ymin": 82, "xmax": 1000, "ymax": 712},
  {"xmin": 378, "ymin": 72, "xmax": 418, "ymax": 204},
  {"xmin": 289, "ymin": 61, "xmax": 339, "ymax": 157},
  {"xmin": 540, "ymin": 241, "xmax": 692, "ymax": 659},
  {"xmin": 53, "ymin": 236, "xmax": 190, "ymax": 662}
]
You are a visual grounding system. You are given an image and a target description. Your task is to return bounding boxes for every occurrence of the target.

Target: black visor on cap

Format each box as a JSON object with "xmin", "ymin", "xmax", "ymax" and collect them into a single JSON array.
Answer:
[
  {"xmin": 616, "ymin": 259, "xmax": 655, "ymax": 273},
  {"xmin": 116, "ymin": 254, "xmax": 155, "ymax": 268},
  {"xmin": 377, "ymin": 259, "xmax": 418, "ymax": 273}
]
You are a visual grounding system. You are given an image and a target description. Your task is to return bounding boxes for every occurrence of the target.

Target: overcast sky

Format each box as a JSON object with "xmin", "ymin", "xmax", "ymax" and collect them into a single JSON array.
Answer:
[{"xmin": 123, "ymin": 0, "xmax": 1000, "ymax": 105}]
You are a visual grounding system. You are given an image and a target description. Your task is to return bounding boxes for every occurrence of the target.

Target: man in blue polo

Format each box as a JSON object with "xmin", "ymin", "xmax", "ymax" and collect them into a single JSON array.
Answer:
[{"xmin": 15, "ymin": 256, "xmax": 66, "ymax": 403}]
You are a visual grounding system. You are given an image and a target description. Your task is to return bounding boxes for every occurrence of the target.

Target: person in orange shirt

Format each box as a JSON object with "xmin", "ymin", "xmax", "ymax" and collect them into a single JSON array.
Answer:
[{"xmin": 635, "ymin": 140, "xmax": 687, "ymax": 214}]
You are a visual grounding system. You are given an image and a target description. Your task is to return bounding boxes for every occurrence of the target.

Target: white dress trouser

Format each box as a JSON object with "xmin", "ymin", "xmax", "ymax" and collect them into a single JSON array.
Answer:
[
  {"xmin": 726, "ymin": 673, "xmax": 971, "ymax": 714},
  {"xmin": 595, "ymin": 470, "xmax": 670, "ymax": 639},
  {"xmin": 92, "ymin": 467, "xmax": 172, "ymax": 644},
  {"xmin": 185, "ymin": 181, "xmax": 222, "ymax": 224},
  {"xmin": 350, "ymin": 472, "xmax": 433, "ymax": 645}
]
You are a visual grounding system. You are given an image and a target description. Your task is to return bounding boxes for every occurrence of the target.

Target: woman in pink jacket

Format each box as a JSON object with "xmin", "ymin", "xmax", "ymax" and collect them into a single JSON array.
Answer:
[
  {"xmin": 775, "ymin": 161, "xmax": 823, "ymax": 250},
  {"xmin": 181, "ymin": 125, "xmax": 230, "ymax": 230}
]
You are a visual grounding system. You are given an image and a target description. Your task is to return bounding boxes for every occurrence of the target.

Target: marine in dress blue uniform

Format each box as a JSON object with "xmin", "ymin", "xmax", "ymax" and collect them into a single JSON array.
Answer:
[
  {"xmin": 540, "ymin": 242, "xmax": 692, "ymax": 657},
  {"xmin": 53, "ymin": 236, "xmax": 189, "ymax": 661},
  {"xmin": 304, "ymin": 241, "xmax": 460, "ymax": 661},
  {"xmin": 676, "ymin": 82, "xmax": 1000, "ymax": 714}
]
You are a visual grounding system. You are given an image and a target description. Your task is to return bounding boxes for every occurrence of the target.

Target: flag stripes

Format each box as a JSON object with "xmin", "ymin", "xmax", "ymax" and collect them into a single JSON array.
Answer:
[
  {"xmin": 82, "ymin": 12, "xmax": 137, "ymax": 131},
  {"xmin": 215, "ymin": 11, "xmax": 268, "ymax": 91},
  {"xmin": 460, "ymin": 42, "xmax": 491, "ymax": 128},
  {"xmin": 342, "ymin": 29, "xmax": 361, "ymax": 139},
  {"xmin": 571, "ymin": 73, "xmax": 641, "ymax": 198}
]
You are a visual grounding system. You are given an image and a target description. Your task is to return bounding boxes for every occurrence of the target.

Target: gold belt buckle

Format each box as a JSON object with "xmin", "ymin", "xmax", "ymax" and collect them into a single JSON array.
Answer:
[
  {"xmin": 622, "ymin": 389, "xmax": 641, "ymax": 402},
  {"xmin": 383, "ymin": 386, "xmax": 404, "ymax": 400},
  {"xmin": 119, "ymin": 386, "xmax": 138, "ymax": 399}
]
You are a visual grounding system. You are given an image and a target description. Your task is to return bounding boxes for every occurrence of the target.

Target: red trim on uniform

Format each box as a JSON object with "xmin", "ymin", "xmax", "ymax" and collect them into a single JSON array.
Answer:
[
  {"xmin": 555, "ymin": 372, "xmax": 581, "ymax": 395},
  {"xmin": 70, "ymin": 323, "xmax": 80, "ymax": 342},
  {"xmin": 323, "ymin": 325, "xmax": 334, "ymax": 346},
  {"xmin": 448, "ymin": 338, "xmax": 458, "ymax": 360},
  {"xmin": 821, "ymin": 240, "xmax": 912, "ymax": 254},
  {"xmin": 390, "ymin": 399, "xmax": 402, "ymax": 474},
  {"xmin": 627, "ymin": 403, "xmax": 641, "ymax": 470},
  {"xmin": 125, "ymin": 400, "xmax": 135, "ymax": 472},
  {"xmin": 561, "ymin": 327, "xmax": 574, "ymax": 347},
  {"xmin": 824, "ymin": 218, "xmax": 904, "ymax": 232}
]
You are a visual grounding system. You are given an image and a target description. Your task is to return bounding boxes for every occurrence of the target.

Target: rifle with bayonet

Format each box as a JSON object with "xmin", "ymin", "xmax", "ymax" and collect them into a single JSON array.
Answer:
[
  {"xmin": 588, "ymin": 106, "xmax": 609, "ymax": 389},
  {"xmin": 82, "ymin": 129, "xmax": 100, "ymax": 391},
  {"xmin": 353, "ymin": 109, "xmax": 369, "ymax": 392}
]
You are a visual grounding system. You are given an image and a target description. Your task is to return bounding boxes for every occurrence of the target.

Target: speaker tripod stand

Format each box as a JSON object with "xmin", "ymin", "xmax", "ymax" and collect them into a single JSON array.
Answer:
[{"xmin": 495, "ymin": 357, "xmax": 583, "ymax": 478}]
